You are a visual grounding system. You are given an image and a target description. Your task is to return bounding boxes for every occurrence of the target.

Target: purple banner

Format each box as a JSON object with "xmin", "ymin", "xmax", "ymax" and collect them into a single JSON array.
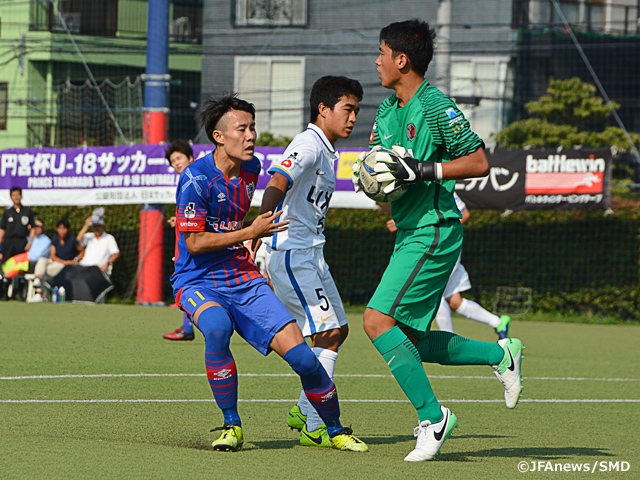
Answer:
[{"xmin": 0, "ymin": 144, "xmax": 376, "ymax": 208}]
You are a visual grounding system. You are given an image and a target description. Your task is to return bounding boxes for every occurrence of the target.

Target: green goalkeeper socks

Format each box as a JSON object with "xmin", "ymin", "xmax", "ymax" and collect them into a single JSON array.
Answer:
[
  {"xmin": 372, "ymin": 326, "xmax": 442, "ymax": 423},
  {"xmin": 416, "ymin": 331, "xmax": 504, "ymax": 366}
]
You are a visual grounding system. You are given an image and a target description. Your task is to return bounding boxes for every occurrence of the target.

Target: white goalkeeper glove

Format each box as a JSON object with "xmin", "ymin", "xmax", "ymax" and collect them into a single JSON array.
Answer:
[{"xmin": 374, "ymin": 145, "xmax": 441, "ymax": 194}]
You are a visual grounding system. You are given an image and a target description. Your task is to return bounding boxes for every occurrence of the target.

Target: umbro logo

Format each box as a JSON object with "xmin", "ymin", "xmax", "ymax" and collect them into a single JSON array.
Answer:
[
  {"xmin": 433, "ymin": 410, "xmax": 448, "ymax": 441},
  {"xmin": 321, "ymin": 389, "xmax": 337, "ymax": 402},
  {"xmin": 213, "ymin": 369, "xmax": 233, "ymax": 380},
  {"xmin": 217, "ymin": 192, "xmax": 227, "ymax": 202}
]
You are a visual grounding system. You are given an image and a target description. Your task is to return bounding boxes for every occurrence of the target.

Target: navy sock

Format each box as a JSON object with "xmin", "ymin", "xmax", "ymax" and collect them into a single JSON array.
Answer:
[
  {"xmin": 197, "ymin": 306, "xmax": 240, "ymax": 426},
  {"xmin": 283, "ymin": 342, "xmax": 342, "ymax": 436}
]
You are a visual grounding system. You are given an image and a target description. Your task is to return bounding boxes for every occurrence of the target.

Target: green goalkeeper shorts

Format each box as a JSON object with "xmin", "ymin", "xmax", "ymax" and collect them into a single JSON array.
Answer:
[{"xmin": 367, "ymin": 219, "xmax": 463, "ymax": 338}]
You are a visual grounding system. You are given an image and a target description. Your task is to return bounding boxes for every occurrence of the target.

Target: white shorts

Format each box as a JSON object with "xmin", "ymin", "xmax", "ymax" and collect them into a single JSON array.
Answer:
[
  {"xmin": 265, "ymin": 245, "xmax": 348, "ymax": 337},
  {"xmin": 443, "ymin": 253, "xmax": 472, "ymax": 298}
]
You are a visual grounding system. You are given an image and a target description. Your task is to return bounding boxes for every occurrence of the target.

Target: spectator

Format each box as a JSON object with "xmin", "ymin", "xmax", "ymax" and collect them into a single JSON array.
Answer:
[
  {"xmin": 76, "ymin": 208, "xmax": 120, "ymax": 274},
  {"xmin": 33, "ymin": 218, "xmax": 84, "ymax": 287},
  {"xmin": 27, "ymin": 218, "xmax": 52, "ymax": 268},
  {"xmin": 0, "ymin": 187, "xmax": 35, "ymax": 263},
  {"xmin": 0, "ymin": 187, "xmax": 35, "ymax": 300}
]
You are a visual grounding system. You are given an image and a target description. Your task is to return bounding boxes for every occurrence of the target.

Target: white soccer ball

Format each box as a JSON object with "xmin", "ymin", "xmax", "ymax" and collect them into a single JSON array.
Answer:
[{"xmin": 357, "ymin": 147, "xmax": 409, "ymax": 203}]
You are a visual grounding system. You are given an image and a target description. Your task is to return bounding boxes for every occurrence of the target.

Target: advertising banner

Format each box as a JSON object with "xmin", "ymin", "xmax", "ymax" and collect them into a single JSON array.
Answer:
[
  {"xmin": 0, "ymin": 144, "xmax": 376, "ymax": 209},
  {"xmin": 456, "ymin": 148, "xmax": 612, "ymax": 210},
  {"xmin": 1, "ymin": 145, "xmax": 612, "ymax": 210}
]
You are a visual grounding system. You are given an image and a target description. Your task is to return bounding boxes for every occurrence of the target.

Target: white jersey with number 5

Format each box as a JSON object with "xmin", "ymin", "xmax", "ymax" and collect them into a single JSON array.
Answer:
[
  {"xmin": 265, "ymin": 123, "xmax": 347, "ymax": 336},
  {"xmin": 266, "ymin": 124, "xmax": 337, "ymax": 250}
]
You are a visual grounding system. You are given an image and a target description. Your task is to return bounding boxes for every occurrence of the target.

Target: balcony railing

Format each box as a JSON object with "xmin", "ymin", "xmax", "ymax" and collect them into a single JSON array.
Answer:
[
  {"xmin": 29, "ymin": 0, "xmax": 202, "ymax": 44},
  {"xmin": 513, "ymin": 0, "xmax": 639, "ymax": 35}
]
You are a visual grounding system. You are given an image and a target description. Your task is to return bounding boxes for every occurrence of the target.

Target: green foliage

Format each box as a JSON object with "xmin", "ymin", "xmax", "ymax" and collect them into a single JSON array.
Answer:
[
  {"xmin": 495, "ymin": 77, "xmax": 640, "ymax": 151},
  {"xmin": 255, "ymin": 131, "xmax": 293, "ymax": 146}
]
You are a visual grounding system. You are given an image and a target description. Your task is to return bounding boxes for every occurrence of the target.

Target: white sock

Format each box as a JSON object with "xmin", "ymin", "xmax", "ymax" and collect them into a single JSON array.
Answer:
[
  {"xmin": 455, "ymin": 298, "xmax": 501, "ymax": 328},
  {"xmin": 434, "ymin": 297, "xmax": 453, "ymax": 332},
  {"xmin": 297, "ymin": 347, "xmax": 338, "ymax": 432}
]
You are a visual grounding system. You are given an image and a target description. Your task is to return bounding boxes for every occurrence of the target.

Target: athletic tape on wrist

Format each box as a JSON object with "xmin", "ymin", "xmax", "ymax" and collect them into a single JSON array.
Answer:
[{"xmin": 435, "ymin": 163, "xmax": 443, "ymax": 180}]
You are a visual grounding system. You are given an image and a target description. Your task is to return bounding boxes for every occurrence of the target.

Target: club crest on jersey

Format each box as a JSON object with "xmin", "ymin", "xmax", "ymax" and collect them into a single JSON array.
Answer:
[
  {"xmin": 217, "ymin": 192, "xmax": 227, "ymax": 203},
  {"xmin": 246, "ymin": 182, "xmax": 255, "ymax": 201},
  {"xmin": 184, "ymin": 202, "xmax": 196, "ymax": 219},
  {"xmin": 406, "ymin": 123, "xmax": 416, "ymax": 141}
]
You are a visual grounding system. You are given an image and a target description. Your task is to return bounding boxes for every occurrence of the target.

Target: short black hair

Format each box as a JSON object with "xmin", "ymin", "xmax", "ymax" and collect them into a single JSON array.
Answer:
[
  {"xmin": 35, "ymin": 218, "xmax": 45, "ymax": 227},
  {"xmin": 197, "ymin": 94, "xmax": 256, "ymax": 145},
  {"xmin": 56, "ymin": 218, "xmax": 70, "ymax": 229},
  {"xmin": 379, "ymin": 19, "xmax": 436, "ymax": 77},
  {"xmin": 309, "ymin": 76, "xmax": 363, "ymax": 123},
  {"xmin": 165, "ymin": 139, "xmax": 193, "ymax": 166},
  {"xmin": 10, "ymin": 186, "xmax": 22, "ymax": 195}
]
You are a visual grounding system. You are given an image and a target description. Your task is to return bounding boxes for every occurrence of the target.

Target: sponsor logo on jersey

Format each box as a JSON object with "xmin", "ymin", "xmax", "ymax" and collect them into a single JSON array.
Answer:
[
  {"xmin": 217, "ymin": 192, "xmax": 227, "ymax": 203},
  {"xmin": 206, "ymin": 216, "xmax": 242, "ymax": 232},
  {"xmin": 406, "ymin": 123, "xmax": 416, "ymax": 141},
  {"xmin": 184, "ymin": 202, "xmax": 196, "ymax": 219},
  {"xmin": 446, "ymin": 108, "xmax": 459, "ymax": 120},
  {"xmin": 281, "ymin": 152, "xmax": 297, "ymax": 169},
  {"xmin": 180, "ymin": 221, "xmax": 200, "ymax": 228}
]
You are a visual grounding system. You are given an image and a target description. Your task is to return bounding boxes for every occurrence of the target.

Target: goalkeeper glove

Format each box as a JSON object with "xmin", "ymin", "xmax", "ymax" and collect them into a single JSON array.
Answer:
[
  {"xmin": 375, "ymin": 145, "xmax": 442, "ymax": 193},
  {"xmin": 351, "ymin": 151, "xmax": 366, "ymax": 192},
  {"xmin": 351, "ymin": 147, "xmax": 382, "ymax": 193}
]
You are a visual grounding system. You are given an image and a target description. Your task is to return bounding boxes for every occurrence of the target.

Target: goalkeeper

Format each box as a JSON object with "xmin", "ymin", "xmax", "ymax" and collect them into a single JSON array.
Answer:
[{"xmin": 355, "ymin": 19, "xmax": 525, "ymax": 462}]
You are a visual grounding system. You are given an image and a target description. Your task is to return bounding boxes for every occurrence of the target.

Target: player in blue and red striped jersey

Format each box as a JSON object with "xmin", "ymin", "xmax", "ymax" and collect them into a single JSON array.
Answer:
[{"xmin": 170, "ymin": 94, "xmax": 367, "ymax": 453}]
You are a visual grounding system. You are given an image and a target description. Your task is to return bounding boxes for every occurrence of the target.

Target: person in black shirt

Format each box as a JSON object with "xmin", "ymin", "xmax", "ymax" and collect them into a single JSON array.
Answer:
[
  {"xmin": 33, "ymin": 218, "xmax": 84, "ymax": 286},
  {"xmin": 0, "ymin": 187, "xmax": 35, "ymax": 262},
  {"xmin": 1, "ymin": 187, "xmax": 36, "ymax": 300}
]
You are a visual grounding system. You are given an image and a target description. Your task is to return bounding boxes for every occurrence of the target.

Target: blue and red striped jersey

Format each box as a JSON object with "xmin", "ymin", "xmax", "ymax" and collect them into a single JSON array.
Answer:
[{"xmin": 170, "ymin": 152, "xmax": 262, "ymax": 292}]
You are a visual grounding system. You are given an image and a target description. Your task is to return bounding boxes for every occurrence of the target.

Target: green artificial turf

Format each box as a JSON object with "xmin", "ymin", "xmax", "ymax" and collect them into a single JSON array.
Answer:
[{"xmin": 1, "ymin": 303, "xmax": 639, "ymax": 479}]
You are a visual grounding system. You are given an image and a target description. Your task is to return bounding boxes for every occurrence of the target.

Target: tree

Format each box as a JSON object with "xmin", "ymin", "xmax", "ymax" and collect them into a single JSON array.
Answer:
[{"xmin": 495, "ymin": 77, "xmax": 640, "ymax": 151}]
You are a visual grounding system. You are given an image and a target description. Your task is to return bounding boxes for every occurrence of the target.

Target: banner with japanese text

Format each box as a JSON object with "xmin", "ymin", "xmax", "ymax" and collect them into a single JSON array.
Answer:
[
  {"xmin": 1, "ymin": 145, "xmax": 612, "ymax": 210},
  {"xmin": 456, "ymin": 148, "xmax": 612, "ymax": 210},
  {"xmin": 0, "ymin": 144, "xmax": 376, "ymax": 209}
]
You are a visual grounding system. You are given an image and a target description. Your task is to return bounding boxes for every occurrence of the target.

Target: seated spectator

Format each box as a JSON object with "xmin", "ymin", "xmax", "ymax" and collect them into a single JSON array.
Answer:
[
  {"xmin": 33, "ymin": 218, "xmax": 84, "ymax": 287},
  {"xmin": 76, "ymin": 209, "xmax": 120, "ymax": 274},
  {"xmin": 27, "ymin": 218, "xmax": 51, "ymax": 270}
]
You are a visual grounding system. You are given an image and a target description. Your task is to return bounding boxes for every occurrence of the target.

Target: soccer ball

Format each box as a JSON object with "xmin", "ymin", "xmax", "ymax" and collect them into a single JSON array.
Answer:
[{"xmin": 357, "ymin": 148, "xmax": 409, "ymax": 203}]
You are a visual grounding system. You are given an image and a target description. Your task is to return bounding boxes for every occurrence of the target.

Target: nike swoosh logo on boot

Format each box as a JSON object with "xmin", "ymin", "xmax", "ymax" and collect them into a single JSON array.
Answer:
[
  {"xmin": 433, "ymin": 410, "xmax": 449, "ymax": 441},
  {"xmin": 507, "ymin": 345, "xmax": 515, "ymax": 372},
  {"xmin": 302, "ymin": 430, "xmax": 323, "ymax": 445}
]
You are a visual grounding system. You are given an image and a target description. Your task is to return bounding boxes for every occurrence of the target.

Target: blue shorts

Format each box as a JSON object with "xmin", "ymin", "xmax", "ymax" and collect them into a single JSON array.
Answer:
[{"xmin": 176, "ymin": 277, "xmax": 295, "ymax": 355}]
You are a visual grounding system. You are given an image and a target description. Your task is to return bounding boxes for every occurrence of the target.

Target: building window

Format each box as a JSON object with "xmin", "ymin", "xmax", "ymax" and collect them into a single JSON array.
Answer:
[
  {"xmin": 0, "ymin": 83, "xmax": 7, "ymax": 130},
  {"xmin": 235, "ymin": 56, "xmax": 305, "ymax": 138},
  {"xmin": 450, "ymin": 57, "xmax": 511, "ymax": 145},
  {"xmin": 235, "ymin": 0, "xmax": 307, "ymax": 26}
]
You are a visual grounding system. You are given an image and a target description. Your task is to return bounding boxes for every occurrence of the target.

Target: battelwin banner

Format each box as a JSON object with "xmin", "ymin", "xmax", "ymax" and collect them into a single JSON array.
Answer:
[
  {"xmin": 456, "ymin": 148, "xmax": 613, "ymax": 210},
  {"xmin": 1, "ymin": 145, "xmax": 612, "ymax": 210}
]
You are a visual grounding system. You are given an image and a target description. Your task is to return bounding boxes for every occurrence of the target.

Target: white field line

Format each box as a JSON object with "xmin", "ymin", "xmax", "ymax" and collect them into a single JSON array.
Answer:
[
  {"xmin": 1, "ymin": 398, "xmax": 639, "ymax": 404},
  {"xmin": 1, "ymin": 373, "xmax": 639, "ymax": 382}
]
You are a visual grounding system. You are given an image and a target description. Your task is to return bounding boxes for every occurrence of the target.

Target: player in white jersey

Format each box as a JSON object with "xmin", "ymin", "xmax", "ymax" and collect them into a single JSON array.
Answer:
[
  {"xmin": 388, "ymin": 192, "xmax": 511, "ymax": 338},
  {"xmin": 258, "ymin": 76, "xmax": 363, "ymax": 448}
]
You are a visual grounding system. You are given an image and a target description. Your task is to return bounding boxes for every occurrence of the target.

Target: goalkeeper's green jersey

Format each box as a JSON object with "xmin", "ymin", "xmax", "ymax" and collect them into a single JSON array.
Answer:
[{"xmin": 369, "ymin": 80, "xmax": 483, "ymax": 229}]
